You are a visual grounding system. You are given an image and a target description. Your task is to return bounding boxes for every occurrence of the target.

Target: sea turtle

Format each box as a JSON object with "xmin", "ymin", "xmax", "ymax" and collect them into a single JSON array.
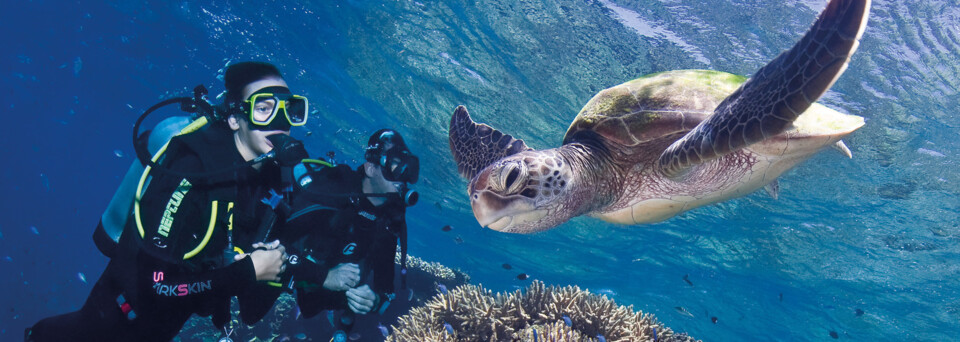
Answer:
[{"xmin": 448, "ymin": 0, "xmax": 870, "ymax": 233}]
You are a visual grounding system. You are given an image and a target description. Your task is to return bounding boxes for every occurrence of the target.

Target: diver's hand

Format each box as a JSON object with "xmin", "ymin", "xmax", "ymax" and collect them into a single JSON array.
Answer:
[
  {"xmin": 251, "ymin": 240, "xmax": 284, "ymax": 252},
  {"xmin": 345, "ymin": 284, "xmax": 378, "ymax": 314},
  {"xmin": 323, "ymin": 263, "xmax": 361, "ymax": 291},
  {"xmin": 236, "ymin": 240, "xmax": 287, "ymax": 282}
]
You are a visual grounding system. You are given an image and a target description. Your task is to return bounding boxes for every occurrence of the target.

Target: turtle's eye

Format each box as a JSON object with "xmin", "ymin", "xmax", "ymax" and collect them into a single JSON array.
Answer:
[{"xmin": 498, "ymin": 161, "xmax": 526, "ymax": 194}]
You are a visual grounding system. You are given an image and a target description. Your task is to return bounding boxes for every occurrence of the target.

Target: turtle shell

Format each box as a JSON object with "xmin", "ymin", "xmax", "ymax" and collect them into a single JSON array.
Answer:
[{"xmin": 562, "ymin": 70, "xmax": 746, "ymax": 149}]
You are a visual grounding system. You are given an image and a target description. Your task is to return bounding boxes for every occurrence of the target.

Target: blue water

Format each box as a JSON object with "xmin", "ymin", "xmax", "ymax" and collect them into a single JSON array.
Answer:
[{"xmin": 3, "ymin": 0, "xmax": 959, "ymax": 341}]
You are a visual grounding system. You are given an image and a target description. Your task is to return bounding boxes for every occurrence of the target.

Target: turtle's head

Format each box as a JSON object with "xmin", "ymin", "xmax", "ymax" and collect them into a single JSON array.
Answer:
[{"xmin": 468, "ymin": 149, "xmax": 578, "ymax": 233}]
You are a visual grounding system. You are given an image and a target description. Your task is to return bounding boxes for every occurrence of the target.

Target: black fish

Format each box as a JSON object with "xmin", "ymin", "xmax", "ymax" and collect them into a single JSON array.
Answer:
[
  {"xmin": 855, "ymin": 308, "xmax": 864, "ymax": 317},
  {"xmin": 517, "ymin": 273, "xmax": 529, "ymax": 280},
  {"xmin": 829, "ymin": 331, "xmax": 839, "ymax": 339},
  {"xmin": 502, "ymin": 263, "xmax": 512, "ymax": 270},
  {"xmin": 441, "ymin": 225, "xmax": 452, "ymax": 232},
  {"xmin": 682, "ymin": 274, "xmax": 693, "ymax": 286},
  {"xmin": 454, "ymin": 236, "xmax": 464, "ymax": 244},
  {"xmin": 434, "ymin": 201, "xmax": 442, "ymax": 210},
  {"xmin": 779, "ymin": 293, "xmax": 783, "ymax": 302},
  {"xmin": 711, "ymin": 316, "xmax": 718, "ymax": 324}
]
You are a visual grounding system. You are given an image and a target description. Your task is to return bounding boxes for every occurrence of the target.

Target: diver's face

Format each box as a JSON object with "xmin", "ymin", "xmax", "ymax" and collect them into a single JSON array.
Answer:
[
  {"xmin": 362, "ymin": 161, "xmax": 405, "ymax": 207},
  {"xmin": 368, "ymin": 139, "xmax": 405, "ymax": 194},
  {"xmin": 367, "ymin": 162, "xmax": 404, "ymax": 195},
  {"xmin": 229, "ymin": 77, "xmax": 290, "ymax": 162}
]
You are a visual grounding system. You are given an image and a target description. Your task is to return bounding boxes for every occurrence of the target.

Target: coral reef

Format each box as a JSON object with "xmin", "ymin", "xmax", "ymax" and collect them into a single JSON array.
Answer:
[
  {"xmin": 398, "ymin": 252, "xmax": 470, "ymax": 284},
  {"xmin": 387, "ymin": 280, "xmax": 699, "ymax": 342},
  {"xmin": 176, "ymin": 253, "xmax": 470, "ymax": 341}
]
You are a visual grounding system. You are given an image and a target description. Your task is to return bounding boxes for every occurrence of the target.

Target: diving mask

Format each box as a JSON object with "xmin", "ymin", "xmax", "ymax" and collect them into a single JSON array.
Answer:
[
  {"xmin": 379, "ymin": 147, "xmax": 419, "ymax": 184},
  {"xmin": 243, "ymin": 86, "xmax": 308, "ymax": 130},
  {"xmin": 365, "ymin": 130, "xmax": 419, "ymax": 184}
]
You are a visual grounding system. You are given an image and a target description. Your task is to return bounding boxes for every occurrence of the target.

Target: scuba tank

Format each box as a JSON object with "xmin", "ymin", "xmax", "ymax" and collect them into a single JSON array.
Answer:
[{"xmin": 94, "ymin": 85, "xmax": 216, "ymax": 258}]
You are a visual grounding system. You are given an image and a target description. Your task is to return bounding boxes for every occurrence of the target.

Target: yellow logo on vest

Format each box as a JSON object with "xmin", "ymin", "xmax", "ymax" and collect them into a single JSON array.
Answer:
[{"xmin": 158, "ymin": 179, "xmax": 192, "ymax": 237}]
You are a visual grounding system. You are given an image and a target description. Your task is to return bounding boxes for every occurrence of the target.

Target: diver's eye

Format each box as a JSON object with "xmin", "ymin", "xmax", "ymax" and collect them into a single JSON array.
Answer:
[{"xmin": 498, "ymin": 161, "xmax": 526, "ymax": 194}]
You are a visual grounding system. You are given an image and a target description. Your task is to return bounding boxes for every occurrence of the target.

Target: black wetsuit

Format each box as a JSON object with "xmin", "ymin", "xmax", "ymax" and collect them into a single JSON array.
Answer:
[
  {"xmin": 27, "ymin": 124, "xmax": 281, "ymax": 342},
  {"xmin": 280, "ymin": 163, "xmax": 407, "ymax": 319}
]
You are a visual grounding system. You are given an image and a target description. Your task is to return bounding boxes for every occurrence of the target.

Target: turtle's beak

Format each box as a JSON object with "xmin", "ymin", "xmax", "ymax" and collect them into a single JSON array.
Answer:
[
  {"xmin": 471, "ymin": 190, "xmax": 513, "ymax": 228},
  {"xmin": 470, "ymin": 189, "xmax": 545, "ymax": 233}
]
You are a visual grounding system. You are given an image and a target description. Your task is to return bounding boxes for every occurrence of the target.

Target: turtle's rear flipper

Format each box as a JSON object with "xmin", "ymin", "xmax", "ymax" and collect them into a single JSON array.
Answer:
[
  {"xmin": 658, "ymin": 0, "xmax": 870, "ymax": 177},
  {"xmin": 449, "ymin": 105, "xmax": 532, "ymax": 180}
]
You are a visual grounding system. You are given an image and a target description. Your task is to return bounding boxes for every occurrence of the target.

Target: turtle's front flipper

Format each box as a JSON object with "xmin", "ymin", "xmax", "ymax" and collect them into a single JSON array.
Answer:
[
  {"xmin": 449, "ymin": 105, "xmax": 532, "ymax": 180},
  {"xmin": 658, "ymin": 0, "xmax": 870, "ymax": 177}
]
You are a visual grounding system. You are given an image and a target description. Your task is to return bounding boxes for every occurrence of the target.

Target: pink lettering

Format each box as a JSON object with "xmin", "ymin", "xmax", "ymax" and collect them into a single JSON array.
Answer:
[
  {"xmin": 177, "ymin": 284, "xmax": 188, "ymax": 296},
  {"xmin": 153, "ymin": 271, "xmax": 164, "ymax": 282}
]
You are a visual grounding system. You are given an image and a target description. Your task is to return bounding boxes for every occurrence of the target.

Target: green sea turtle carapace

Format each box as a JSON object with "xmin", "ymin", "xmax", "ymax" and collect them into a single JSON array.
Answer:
[{"xmin": 449, "ymin": 0, "xmax": 870, "ymax": 233}]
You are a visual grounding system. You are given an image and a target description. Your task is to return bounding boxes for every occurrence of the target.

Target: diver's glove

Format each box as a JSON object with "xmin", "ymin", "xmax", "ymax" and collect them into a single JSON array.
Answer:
[
  {"xmin": 323, "ymin": 263, "xmax": 361, "ymax": 291},
  {"xmin": 345, "ymin": 284, "xmax": 378, "ymax": 314}
]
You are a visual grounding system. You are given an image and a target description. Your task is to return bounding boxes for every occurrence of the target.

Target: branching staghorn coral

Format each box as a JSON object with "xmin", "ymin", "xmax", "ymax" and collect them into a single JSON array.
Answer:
[
  {"xmin": 387, "ymin": 280, "xmax": 699, "ymax": 342},
  {"xmin": 397, "ymin": 248, "xmax": 470, "ymax": 283}
]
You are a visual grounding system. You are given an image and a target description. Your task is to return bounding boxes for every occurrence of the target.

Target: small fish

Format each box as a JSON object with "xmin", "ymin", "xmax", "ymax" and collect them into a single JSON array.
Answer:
[
  {"xmin": 73, "ymin": 57, "xmax": 82, "ymax": 76},
  {"xmin": 501, "ymin": 263, "xmax": 512, "ymax": 270},
  {"xmin": 295, "ymin": 305, "xmax": 302, "ymax": 320},
  {"xmin": 377, "ymin": 323, "xmax": 389, "ymax": 337},
  {"xmin": 562, "ymin": 315, "xmax": 572, "ymax": 327},
  {"xmin": 596, "ymin": 334, "xmax": 606, "ymax": 342},
  {"xmin": 40, "ymin": 173, "xmax": 50, "ymax": 191},
  {"xmin": 652, "ymin": 327, "xmax": 658, "ymax": 341},
  {"xmin": 517, "ymin": 273, "xmax": 529, "ymax": 280},
  {"xmin": 30, "ymin": 226, "xmax": 39, "ymax": 235},
  {"xmin": 829, "ymin": 330, "xmax": 838, "ymax": 339},
  {"xmin": 674, "ymin": 306, "xmax": 694, "ymax": 317},
  {"xmin": 597, "ymin": 288, "xmax": 617, "ymax": 297},
  {"xmin": 4, "ymin": 256, "xmax": 12, "ymax": 262},
  {"xmin": 855, "ymin": 308, "xmax": 864, "ymax": 317},
  {"xmin": 126, "ymin": 103, "xmax": 134, "ymax": 109},
  {"xmin": 114, "ymin": 150, "xmax": 124, "ymax": 158},
  {"xmin": 326, "ymin": 310, "xmax": 336, "ymax": 328},
  {"xmin": 682, "ymin": 274, "xmax": 693, "ymax": 286},
  {"xmin": 294, "ymin": 332, "xmax": 307, "ymax": 340},
  {"xmin": 443, "ymin": 322, "xmax": 454, "ymax": 335},
  {"xmin": 434, "ymin": 201, "xmax": 442, "ymax": 210},
  {"xmin": 306, "ymin": 131, "xmax": 313, "ymax": 136},
  {"xmin": 348, "ymin": 332, "xmax": 361, "ymax": 340},
  {"xmin": 437, "ymin": 283, "xmax": 448, "ymax": 294},
  {"xmin": 77, "ymin": 272, "xmax": 86, "ymax": 284},
  {"xmin": 711, "ymin": 316, "xmax": 718, "ymax": 324},
  {"xmin": 407, "ymin": 288, "xmax": 414, "ymax": 301},
  {"xmin": 441, "ymin": 225, "xmax": 452, "ymax": 232},
  {"xmin": 779, "ymin": 293, "xmax": 783, "ymax": 302},
  {"xmin": 454, "ymin": 236, "xmax": 464, "ymax": 244}
]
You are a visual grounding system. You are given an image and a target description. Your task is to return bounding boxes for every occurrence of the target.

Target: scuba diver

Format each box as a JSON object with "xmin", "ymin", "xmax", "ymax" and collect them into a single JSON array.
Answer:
[
  {"xmin": 26, "ymin": 61, "xmax": 309, "ymax": 342},
  {"xmin": 279, "ymin": 129, "xmax": 419, "ymax": 342}
]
